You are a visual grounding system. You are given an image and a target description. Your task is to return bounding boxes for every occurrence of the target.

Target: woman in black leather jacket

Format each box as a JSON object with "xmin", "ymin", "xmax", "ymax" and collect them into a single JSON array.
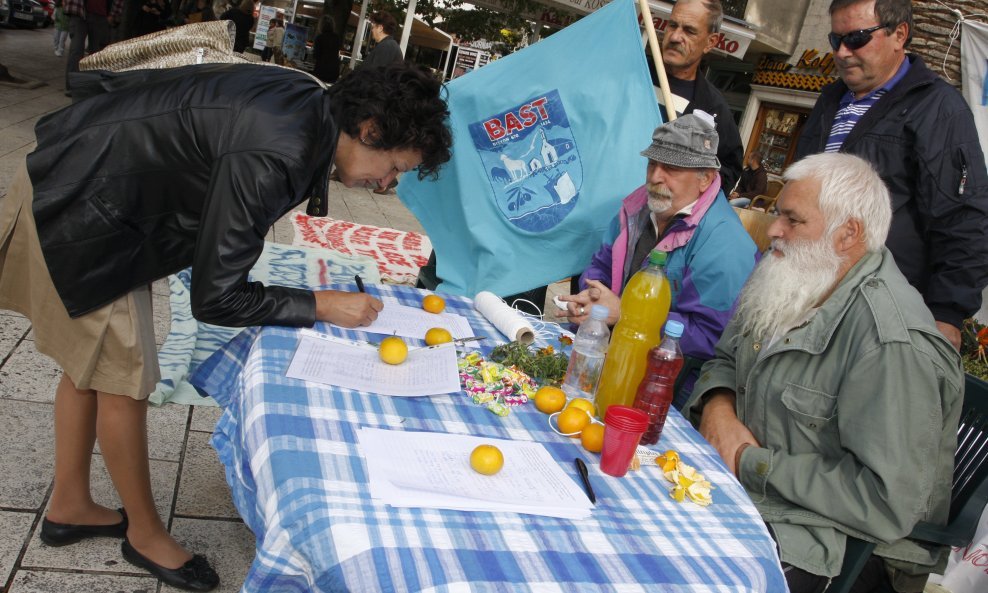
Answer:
[{"xmin": 0, "ymin": 62, "xmax": 451, "ymax": 591}]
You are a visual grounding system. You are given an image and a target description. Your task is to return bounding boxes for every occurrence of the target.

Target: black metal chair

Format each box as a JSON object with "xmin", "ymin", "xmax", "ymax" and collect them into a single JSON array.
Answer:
[{"xmin": 828, "ymin": 373, "xmax": 988, "ymax": 593}]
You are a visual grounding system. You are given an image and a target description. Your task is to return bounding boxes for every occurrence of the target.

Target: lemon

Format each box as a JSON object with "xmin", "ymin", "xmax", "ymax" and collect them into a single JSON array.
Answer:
[
  {"xmin": 534, "ymin": 386, "xmax": 566, "ymax": 414},
  {"xmin": 470, "ymin": 444, "xmax": 504, "ymax": 475},
  {"xmin": 566, "ymin": 398, "xmax": 596, "ymax": 418},
  {"xmin": 557, "ymin": 406, "xmax": 591, "ymax": 437},
  {"xmin": 424, "ymin": 327, "xmax": 453, "ymax": 346},
  {"xmin": 580, "ymin": 423, "xmax": 605, "ymax": 453},
  {"xmin": 422, "ymin": 294, "xmax": 446, "ymax": 314},
  {"xmin": 378, "ymin": 336, "xmax": 408, "ymax": 365}
]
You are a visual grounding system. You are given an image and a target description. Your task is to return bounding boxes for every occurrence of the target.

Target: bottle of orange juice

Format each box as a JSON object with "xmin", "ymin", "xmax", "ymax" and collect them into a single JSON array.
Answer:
[{"xmin": 595, "ymin": 249, "xmax": 671, "ymax": 419}]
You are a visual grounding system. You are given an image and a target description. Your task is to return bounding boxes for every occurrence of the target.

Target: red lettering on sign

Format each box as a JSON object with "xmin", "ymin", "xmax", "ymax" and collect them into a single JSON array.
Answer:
[
  {"xmin": 351, "ymin": 226, "xmax": 374, "ymax": 247},
  {"xmin": 484, "ymin": 119, "xmax": 506, "ymax": 141},
  {"xmin": 403, "ymin": 234, "xmax": 422, "ymax": 250},
  {"xmin": 518, "ymin": 104, "xmax": 536, "ymax": 127},
  {"xmin": 504, "ymin": 112, "xmax": 524, "ymax": 134},
  {"xmin": 482, "ymin": 97, "xmax": 552, "ymax": 141},
  {"xmin": 530, "ymin": 97, "xmax": 549, "ymax": 119}
]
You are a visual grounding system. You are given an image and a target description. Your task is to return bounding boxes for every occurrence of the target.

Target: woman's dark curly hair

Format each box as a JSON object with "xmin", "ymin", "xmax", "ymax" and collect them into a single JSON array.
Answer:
[{"xmin": 328, "ymin": 63, "xmax": 452, "ymax": 180}]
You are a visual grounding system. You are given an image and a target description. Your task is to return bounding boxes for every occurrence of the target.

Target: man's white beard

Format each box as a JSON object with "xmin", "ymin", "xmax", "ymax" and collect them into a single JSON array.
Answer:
[
  {"xmin": 647, "ymin": 185, "xmax": 673, "ymax": 214},
  {"xmin": 736, "ymin": 236, "xmax": 844, "ymax": 339}
]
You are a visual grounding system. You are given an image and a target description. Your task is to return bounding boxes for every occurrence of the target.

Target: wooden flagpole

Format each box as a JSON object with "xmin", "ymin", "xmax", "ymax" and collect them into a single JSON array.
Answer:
[{"xmin": 637, "ymin": 0, "xmax": 677, "ymax": 122}]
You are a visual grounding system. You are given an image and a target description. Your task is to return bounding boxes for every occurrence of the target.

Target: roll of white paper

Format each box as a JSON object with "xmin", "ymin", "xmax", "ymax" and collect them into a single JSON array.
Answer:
[{"xmin": 473, "ymin": 291, "xmax": 535, "ymax": 344}]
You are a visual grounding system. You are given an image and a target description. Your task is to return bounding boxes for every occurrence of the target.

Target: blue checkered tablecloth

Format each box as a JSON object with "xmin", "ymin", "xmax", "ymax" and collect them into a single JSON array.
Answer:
[{"xmin": 192, "ymin": 283, "xmax": 788, "ymax": 593}]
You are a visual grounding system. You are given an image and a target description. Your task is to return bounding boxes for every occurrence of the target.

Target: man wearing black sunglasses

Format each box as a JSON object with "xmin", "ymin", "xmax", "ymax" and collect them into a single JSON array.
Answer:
[{"xmin": 796, "ymin": 0, "xmax": 988, "ymax": 354}]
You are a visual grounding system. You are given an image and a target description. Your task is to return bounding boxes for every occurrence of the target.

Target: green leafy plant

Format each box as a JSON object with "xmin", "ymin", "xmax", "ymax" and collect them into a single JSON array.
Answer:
[{"xmin": 489, "ymin": 340, "xmax": 569, "ymax": 385}]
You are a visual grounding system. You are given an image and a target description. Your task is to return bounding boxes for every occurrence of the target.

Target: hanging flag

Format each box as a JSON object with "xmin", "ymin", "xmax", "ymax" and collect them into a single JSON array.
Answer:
[{"xmin": 398, "ymin": 0, "xmax": 662, "ymax": 298}]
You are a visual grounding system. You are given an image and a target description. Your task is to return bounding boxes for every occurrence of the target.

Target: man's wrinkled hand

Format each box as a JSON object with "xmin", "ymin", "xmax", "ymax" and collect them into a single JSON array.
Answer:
[
  {"xmin": 555, "ymin": 280, "xmax": 620, "ymax": 325},
  {"xmin": 935, "ymin": 321, "xmax": 961, "ymax": 351},
  {"xmin": 698, "ymin": 390, "xmax": 760, "ymax": 476},
  {"xmin": 314, "ymin": 290, "xmax": 383, "ymax": 327}
]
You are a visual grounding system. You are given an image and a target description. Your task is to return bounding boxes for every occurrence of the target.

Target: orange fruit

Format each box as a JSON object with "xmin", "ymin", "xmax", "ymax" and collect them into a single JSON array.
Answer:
[
  {"xmin": 424, "ymin": 327, "xmax": 453, "ymax": 346},
  {"xmin": 469, "ymin": 444, "xmax": 504, "ymax": 475},
  {"xmin": 378, "ymin": 336, "xmax": 408, "ymax": 365},
  {"xmin": 566, "ymin": 398, "xmax": 596, "ymax": 418},
  {"xmin": 557, "ymin": 406, "xmax": 591, "ymax": 437},
  {"xmin": 422, "ymin": 294, "xmax": 446, "ymax": 314},
  {"xmin": 534, "ymin": 386, "xmax": 566, "ymax": 414},
  {"xmin": 580, "ymin": 423, "xmax": 605, "ymax": 453}
]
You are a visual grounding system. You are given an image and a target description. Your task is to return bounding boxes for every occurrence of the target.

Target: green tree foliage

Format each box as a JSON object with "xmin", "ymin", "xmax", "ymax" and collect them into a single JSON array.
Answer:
[
  {"xmin": 333, "ymin": 0, "xmax": 547, "ymax": 48},
  {"xmin": 440, "ymin": 5, "xmax": 533, "ymax": 44}
]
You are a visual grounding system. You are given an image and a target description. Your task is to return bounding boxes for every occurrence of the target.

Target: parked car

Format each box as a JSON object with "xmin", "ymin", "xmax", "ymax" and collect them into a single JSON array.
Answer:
[
  {"xmin": 35, "ymin": 0, "xmax": 52, "ymax": 26},
  {"xmin": 0, "ymin": 0, "xmax": 47, "ymax": 28}
]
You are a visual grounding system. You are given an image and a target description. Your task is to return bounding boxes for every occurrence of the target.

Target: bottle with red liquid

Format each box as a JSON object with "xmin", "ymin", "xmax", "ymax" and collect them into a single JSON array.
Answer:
[{"xmin": 632, "ymin": 320, "xmax": 685, "ymax": 446}]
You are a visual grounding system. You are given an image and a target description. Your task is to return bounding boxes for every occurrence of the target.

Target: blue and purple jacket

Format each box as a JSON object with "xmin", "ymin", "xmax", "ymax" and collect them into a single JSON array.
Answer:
[{"xmin": 581, "ymin": 178, "xmax": 758, "ymax": 405}]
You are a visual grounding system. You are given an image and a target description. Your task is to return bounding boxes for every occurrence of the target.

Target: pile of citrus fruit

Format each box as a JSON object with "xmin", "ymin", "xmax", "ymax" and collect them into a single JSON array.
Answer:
[{"xmin": 533, "ymin": 386, "xmax": 605, "ymax": 454}]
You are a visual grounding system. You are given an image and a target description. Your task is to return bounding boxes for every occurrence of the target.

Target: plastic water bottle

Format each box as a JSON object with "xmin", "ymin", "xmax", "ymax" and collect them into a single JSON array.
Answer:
[
  {"xmin": 595, "ymin": 250, "xmax": 671, "ymax": 418},
  {"xmin": 632, "ymin": 320, "xmax": 685, "ymax": 446},
  {"xmin": 561, "ymin": 305, "xmax": 610, "ymax": 403}
]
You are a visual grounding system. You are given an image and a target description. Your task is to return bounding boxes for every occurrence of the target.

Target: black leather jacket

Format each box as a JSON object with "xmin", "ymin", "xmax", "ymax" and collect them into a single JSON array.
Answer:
[
  {"xmin": 27, "ymin": 64, "xmax": 338, "ymax": 327},
  {"xmin": 680, "ymin": 73, "xmax": 743, "ymax": 194}
]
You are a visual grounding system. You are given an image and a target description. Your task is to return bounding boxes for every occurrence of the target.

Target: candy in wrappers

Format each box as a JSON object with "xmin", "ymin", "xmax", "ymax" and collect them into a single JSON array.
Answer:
[
  {"xmin": 457, "ymin": 352, "xmax": 538, "ymax": 417},
  {"xmin": 487, "ymin": 401, "xmax": 510, "ymax": 417},
  {"xmin": 471, "ymin": 392, "xmax": 495, "ymax": 405}
]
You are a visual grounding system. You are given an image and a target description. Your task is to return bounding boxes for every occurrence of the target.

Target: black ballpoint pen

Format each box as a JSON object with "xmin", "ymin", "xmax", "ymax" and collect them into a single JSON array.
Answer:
[
  {"xmin": 355, "ymin": 274, "xmax": 365, "ymax": 293},
  {"xmin": 574, "ymin": 458, "xmax": 596, "ymax": 504}
]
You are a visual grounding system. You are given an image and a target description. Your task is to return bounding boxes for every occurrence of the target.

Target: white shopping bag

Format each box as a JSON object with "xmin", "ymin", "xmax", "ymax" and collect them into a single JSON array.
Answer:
[{"xmin": 929, "ymin": 505, "xmax": 988, "ymax": 592}]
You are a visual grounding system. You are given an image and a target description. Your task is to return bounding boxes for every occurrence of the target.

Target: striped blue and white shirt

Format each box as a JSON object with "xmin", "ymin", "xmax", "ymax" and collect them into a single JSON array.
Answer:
[{"xmin": 824, "ymin": 58, "xmax": 911, "ymax": 153}]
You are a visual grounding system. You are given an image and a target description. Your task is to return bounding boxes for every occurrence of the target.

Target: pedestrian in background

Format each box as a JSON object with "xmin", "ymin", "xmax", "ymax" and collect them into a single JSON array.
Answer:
[
  {"xmin": 358, "ymin": 10, "xmax": 403, "ymax": 70},
  {"xmin": 219, "ymin": 0, "xmax": 254, "ymax": 53},
  {"xmin": 312, "ymin": 16, "xmax": 342, "ymax": 83},
  {"xmin": 52, "ymin": 0, "xmax": 69, "ymax": 57},
  {"xmin": 262, "ymin": 17, "xmax": 282, "ymax": 63},
  {"xmin": 268, "ymin": 18, "xmax": 285, "ymax": 65},
  {"xmin": 63, "ymin": 0, "xmax": 123, "ymax": 96}
]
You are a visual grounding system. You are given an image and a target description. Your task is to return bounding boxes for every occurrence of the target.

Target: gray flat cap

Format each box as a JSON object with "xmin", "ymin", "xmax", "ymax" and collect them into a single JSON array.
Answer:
[{"xmin": 640, "ymin": 110, "xmax": 721, "ymax": 169}]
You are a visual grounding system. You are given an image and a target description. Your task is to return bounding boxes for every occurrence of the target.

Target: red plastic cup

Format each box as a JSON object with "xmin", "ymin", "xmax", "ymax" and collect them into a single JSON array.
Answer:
[{"xmin": 600, "ymin": 405, "xmax": 649, "ymax": 477}]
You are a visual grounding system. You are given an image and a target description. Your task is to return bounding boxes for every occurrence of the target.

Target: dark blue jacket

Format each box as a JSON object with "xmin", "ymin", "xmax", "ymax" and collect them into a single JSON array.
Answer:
[{"xmin": 796, "ymin": 55, "xmax": 988, "ymax": 327}]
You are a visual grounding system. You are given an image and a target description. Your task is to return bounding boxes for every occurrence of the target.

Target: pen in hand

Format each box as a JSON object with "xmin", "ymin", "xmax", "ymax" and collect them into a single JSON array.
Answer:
[
  {"xmin": 355, "ymin": 274, "xmax": 366, "ymax": 293},
  {"xmin": 574, "ymin": 458, "xmax": 596, "ymax": 504}
]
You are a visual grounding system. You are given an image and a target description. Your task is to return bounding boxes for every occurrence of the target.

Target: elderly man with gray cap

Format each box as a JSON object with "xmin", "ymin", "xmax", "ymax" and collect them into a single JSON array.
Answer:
[{"xmin": 559, "ymin": 112, "xmax": 758, "ymax": 408}]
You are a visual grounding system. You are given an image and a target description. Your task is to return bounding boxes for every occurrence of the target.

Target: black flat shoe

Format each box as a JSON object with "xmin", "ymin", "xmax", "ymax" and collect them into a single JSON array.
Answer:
[
  {"xmin": 121, "ymin": 539, "xmax": 219, "ymax": 592},
  {"xmin": 40, "ymin": 508, "xmax": 128, "ymax": 546}
]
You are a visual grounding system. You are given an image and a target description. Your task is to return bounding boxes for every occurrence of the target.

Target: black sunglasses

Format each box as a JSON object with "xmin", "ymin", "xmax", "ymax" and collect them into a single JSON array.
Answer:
[{"xmin": 827, "ymin": 23, "xmax": 891, "ymax": 51}]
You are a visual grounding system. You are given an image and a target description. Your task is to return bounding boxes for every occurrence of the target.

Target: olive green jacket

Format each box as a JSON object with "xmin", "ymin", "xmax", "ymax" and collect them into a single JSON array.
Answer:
[{"xmin": 686, "ymin": 248, "xmax": 963, "ymax": 590}]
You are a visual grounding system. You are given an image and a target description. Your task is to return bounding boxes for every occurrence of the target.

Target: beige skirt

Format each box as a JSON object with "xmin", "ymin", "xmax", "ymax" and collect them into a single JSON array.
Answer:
[{"xmin": 0, "ymin": 163, "xmax": 159, "ymax": 399}]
